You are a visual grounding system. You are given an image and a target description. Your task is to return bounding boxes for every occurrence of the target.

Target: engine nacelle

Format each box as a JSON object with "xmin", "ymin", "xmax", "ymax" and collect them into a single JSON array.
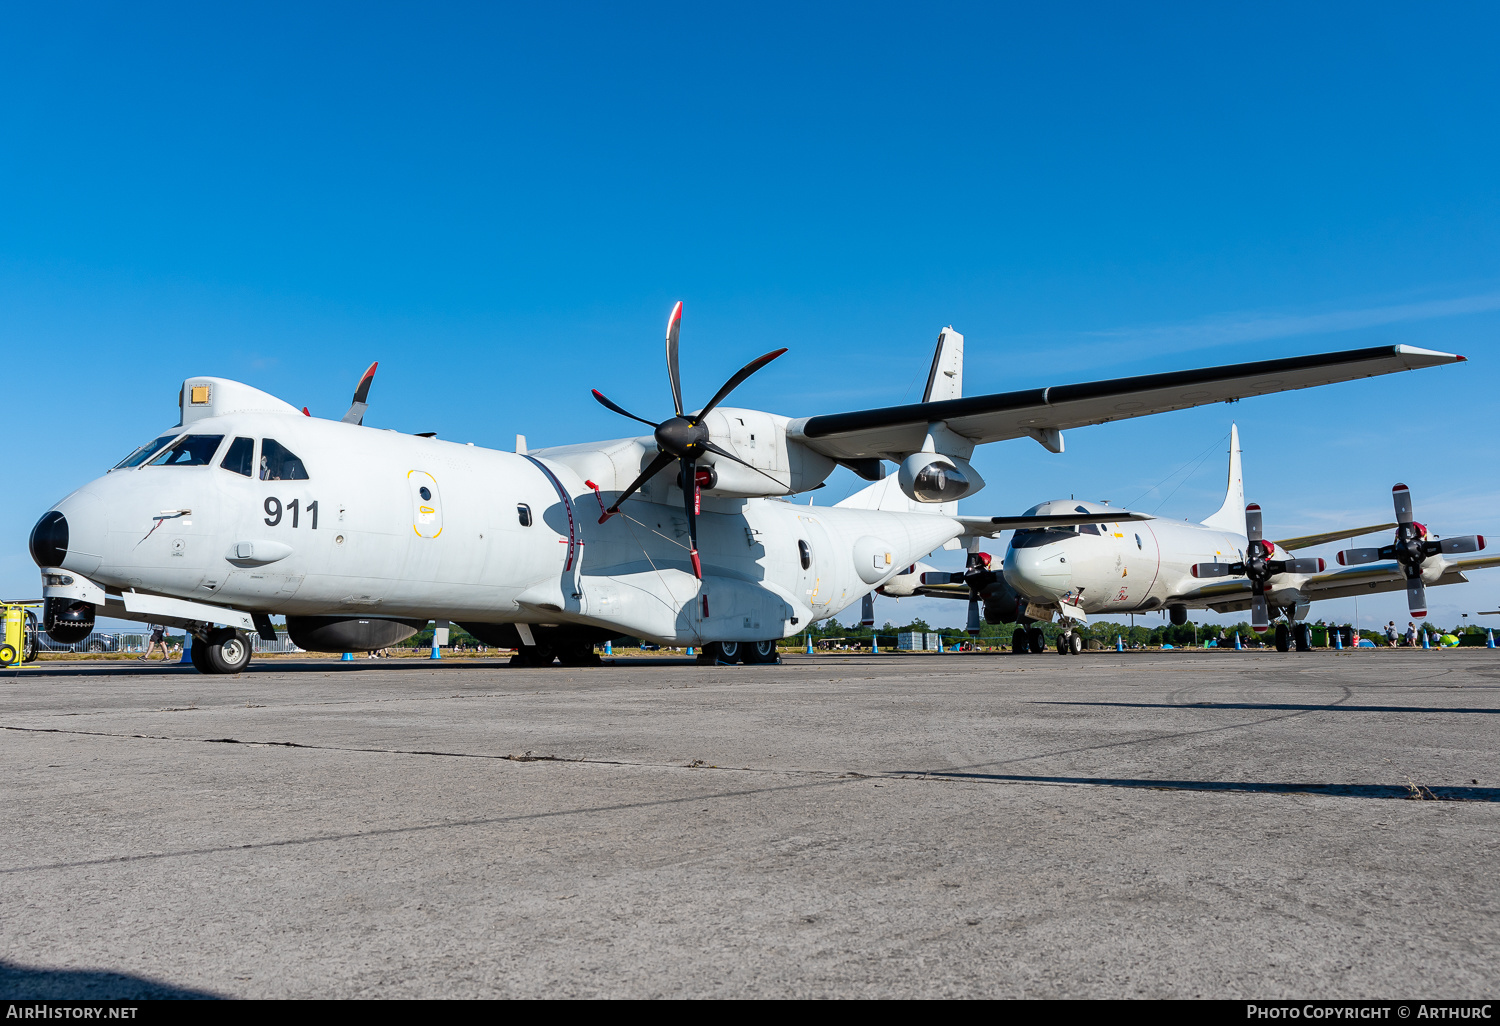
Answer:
[
  {"xmin": 286, "ymin": 616, "xmax": 428, "ymax": 652},
  {"xmin": 699, "ymin": 408, "xmax": 836, "ymax": 497},
  {"xmin": 896, "ymin": 453, "xmax": 985, "ymax": 503}
]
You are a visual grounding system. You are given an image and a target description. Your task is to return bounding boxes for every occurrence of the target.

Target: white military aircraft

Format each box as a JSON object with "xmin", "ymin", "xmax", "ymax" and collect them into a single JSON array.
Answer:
[
  {"xmin": 901, "ymin": 425, "xmax": 1498, "ymax": 652},
  {"xmin": 28, "ymin": 303, "xmax": 1468, "ymax": 672}
]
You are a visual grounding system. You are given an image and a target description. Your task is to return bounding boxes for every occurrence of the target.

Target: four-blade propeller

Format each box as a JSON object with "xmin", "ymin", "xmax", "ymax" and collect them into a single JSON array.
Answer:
[
  {"xmin": 1192, "ymin": 504, "xmax": 1325, "ymax": 632},
  {"xmin": 920, "ymin": 551, "xmax": 998, "ymax": 636},
  {"xmin": 591, "ymin": 302, "xmax": 788, "ymax": 579},
  {"xmin": 1336, "ymin": 484, "xmax": 1485, "ymax": 618}
]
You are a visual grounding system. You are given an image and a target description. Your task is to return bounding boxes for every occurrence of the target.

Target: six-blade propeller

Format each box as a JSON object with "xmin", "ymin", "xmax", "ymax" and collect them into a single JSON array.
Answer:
[
  {"xmin": 591, "ymin": 302, "xmax": 788, "ymax": 579},
  {"xmin": 1191, "ymin": 504, "xmax": 1325, "ymax": 632},
  {"xmin": 1336, "ymin": 484, "xmax": 1485, "ymax": 618}
]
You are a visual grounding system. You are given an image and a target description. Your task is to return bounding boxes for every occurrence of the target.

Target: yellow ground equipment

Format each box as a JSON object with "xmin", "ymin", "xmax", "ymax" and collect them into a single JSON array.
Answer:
[{"xmin": 0, "ymin": 602, "xmax": 40, "ymax": 666}]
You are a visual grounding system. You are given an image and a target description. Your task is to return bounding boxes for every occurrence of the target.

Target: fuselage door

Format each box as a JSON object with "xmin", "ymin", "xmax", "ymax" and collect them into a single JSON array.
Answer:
[{"xmin": 409, "ymin": 471, "xmax": 442, "ymax": 539}]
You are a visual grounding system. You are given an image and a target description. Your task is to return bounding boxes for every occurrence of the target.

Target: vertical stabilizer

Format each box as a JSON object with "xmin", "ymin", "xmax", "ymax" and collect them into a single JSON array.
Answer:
[
  {"xmin": 923, "ymin": 327, "xmax": 964, "ymax": 402},
  {"xmin": 1200, "ymin": 424, "xmax": 1246, "ymax": 535}
]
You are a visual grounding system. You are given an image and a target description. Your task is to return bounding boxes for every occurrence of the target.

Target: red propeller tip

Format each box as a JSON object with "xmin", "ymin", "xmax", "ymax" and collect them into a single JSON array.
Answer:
[
  {"xmin": 1393, "ymin": 484, "xmax": 1408, "ymax": 492},
  {"xmin": 1246, "ymin": 503, "xmax": 1260, "ymax": 511},
  {"xmin": 302, "ymin": 407, "xmax": 311, "ymax": 417},
  {"xmin": 690, "ymin": 550, "xmax": 702, "ymax": 579},
  {"xmin": 1456, "ymin": 355, "xmax": 1467, "ymax": 362}
]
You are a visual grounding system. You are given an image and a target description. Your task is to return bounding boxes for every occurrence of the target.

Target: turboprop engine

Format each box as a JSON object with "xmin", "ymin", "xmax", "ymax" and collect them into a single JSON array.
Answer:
[{"xmin": 896, "ymin": 452, "xmax": 985, "ymax": 503}]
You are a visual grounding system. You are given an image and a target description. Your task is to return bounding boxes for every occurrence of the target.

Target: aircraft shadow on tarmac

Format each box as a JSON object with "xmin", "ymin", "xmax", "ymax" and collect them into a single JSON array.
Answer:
[
  {"xmin": 2, "ymin": 657, "xmax": 711, "ymax": 677},
  {"xmin": 0, "ymin": 959, "xmax": 222, "ymax": 1000},
  {"xmin": 902, "ymin": 771, "xmax": 1500, "ymax": 802},
  {"xmin": 1041, "ymin": 700, "xmax": 1500, "ymax": 715}
]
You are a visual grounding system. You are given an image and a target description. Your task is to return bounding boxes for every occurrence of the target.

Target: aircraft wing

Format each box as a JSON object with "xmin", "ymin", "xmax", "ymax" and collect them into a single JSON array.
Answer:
[
  {"xmin": 788, "ymin": 344, "xmax": 1462, "ymax": 460},
  {"xmin": 1272, "ymin": 524, "xmax": 1397, "ymax": 552},
  {"xmin": 956, "ymin": 511, "xmax": 1151, "ymax": 538}
]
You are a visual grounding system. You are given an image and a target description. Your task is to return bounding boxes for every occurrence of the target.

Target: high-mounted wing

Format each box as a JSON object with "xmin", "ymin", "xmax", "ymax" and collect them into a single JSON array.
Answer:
[{"xmin": 788, "ymin": 345, "xmax": 1462, "ymax": 461}]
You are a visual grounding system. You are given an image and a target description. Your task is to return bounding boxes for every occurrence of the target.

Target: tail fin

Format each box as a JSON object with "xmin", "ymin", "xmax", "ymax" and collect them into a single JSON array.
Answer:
[
  {"xmin": 923, "ymin": 327, "xmax": 964, "ymax": 402},
  {"xmin": 835, "ymin": 474, "xmax": 957, "ymax": 516},
  {"xmin": 1199, "ymin": 424, "xmax": 1246, "ymax": 535}
]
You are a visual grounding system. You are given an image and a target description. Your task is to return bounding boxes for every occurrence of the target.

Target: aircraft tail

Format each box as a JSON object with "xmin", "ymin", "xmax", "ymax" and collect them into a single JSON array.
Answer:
[{"xmin": 1199, "ymin": 424, "xmax": 1246, "ymax": 535}]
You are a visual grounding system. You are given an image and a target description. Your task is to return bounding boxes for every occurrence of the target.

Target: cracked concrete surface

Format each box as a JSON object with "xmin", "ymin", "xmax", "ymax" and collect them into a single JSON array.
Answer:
[{"xmin": 1, "ymin": 650, "xmax": 1497, "ymax": 998}]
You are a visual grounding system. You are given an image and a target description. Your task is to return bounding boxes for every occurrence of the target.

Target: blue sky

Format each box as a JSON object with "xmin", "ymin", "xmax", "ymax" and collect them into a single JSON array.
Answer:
[{"xmin": 4, "ymin": 2, "xmax": 1499, "ymax": 631}]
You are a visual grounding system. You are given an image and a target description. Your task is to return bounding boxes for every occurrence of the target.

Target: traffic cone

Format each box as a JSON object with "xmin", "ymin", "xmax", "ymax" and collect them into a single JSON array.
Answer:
[
  {"xmin": 605, "ymin": 640, "xmax": 612, "ymax": 656},
  {"xmin": 686, "ymin": 646, "xmax": 694, "ymax": 656},
  {"xmin": 1422, "ymin": 631, "xmax": 1430, "ymax": 650},
  {"xmin": 180, "ymin": 634, "xmax": 193, "ymax": 664},
  {"xmin": 341, "ymin": 652, "xmax": 353, "ymax": 662},
  {"xmin": 805, "ymin": 634, "xmax": 814, "ymax": 655},
  {"xmin": 872, "ymin": 635, "xmax": 879, "ymax": 655},
  {"xmin": 1487, "ymin": 629, "xmax": 1495, "ymax": 649},
  {"xmin": 1234, "ymin": 633, "xmax": 1241, "ymax": 650},
  {"xmin": 1334, "ymin": 629, "xmax": 1343, "ymax": 650}
]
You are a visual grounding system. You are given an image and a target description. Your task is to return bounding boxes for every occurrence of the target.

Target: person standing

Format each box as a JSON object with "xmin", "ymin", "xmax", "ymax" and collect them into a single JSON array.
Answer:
[
  {"xmin": 1405, "ymin": 621, "xmax": 1418, "ymax": 647},
  {"xmin": 139, "ymin": 624, "xmax": 168, "ymax": 661}
]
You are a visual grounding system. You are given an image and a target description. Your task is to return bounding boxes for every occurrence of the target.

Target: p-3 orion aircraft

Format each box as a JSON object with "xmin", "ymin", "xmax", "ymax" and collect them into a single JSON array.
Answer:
[
  {"xmin": 896, "ymin": 425, "xmax": 1497, "ymax": 653},
  {"xmin": 28, "ymin": 303, "xmax": 1466, "ymax": 672}
]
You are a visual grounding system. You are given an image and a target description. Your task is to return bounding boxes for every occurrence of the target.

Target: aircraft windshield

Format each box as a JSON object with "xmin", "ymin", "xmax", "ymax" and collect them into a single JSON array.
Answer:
[
  {"xmin": 148, "ymin": 435, "xmax": 226, "ymax": 467},
  {"xmin": 259, "ymin": 438, "xmax": 309, "ymax": 480},
  {"xmin": 113, "ymin": 433, "xmax": 182, "ymax": 471},
  {"xmin": 220, "ymin": 437, "xmax": 254, "ymax": 477}
]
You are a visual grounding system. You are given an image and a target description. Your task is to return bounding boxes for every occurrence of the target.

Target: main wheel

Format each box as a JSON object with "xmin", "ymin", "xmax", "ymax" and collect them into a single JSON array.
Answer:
[
  {"xmin": 1068, "ymin": 633, "xmax": 1084, "ymax": 656},
  {"xmin": 1028, "ymin": 627, "xmax": 1046, "ymax": 654},
  {"xmin": 701, "ymin": 641, "xmax": 742, "ymax": 664},
  {"xmin": 1056, "ymin": 636, "xmax": 1067, "ymax": 655},
  {"xmin": 509, "ymin": 644, "xmax": 555, "ymax": 667},
  {"xmin": 1274, "ymin": 624, "xmax": 1290, "ymax": 652},
  {"xmin": 203, "ymin": 628, "xmax": 252, "ymax": 674},
  {"xmin": 556, "ymin": 641, "xmax": 602, "ymax": 666},
  {"xmin": 741, "ymin": 640, "xmax": 780, "ymax": 664},
  {"xmin": 189, "ymin": 636, "xmax": 211, "ymax": 672},
  {"xmin": 1011, "ymin": 630, "xmax": 1026, "ymax": 654},
  {"xmin": 1294, "ymin": 623, "xmax": 1313, "ymax": 652}
]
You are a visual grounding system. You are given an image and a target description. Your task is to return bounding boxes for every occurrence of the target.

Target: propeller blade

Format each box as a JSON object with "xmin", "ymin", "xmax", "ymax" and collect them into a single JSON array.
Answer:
[
  {"xmin": 1439, "ymin": 535, "xmax": 1485, "ymax": 555},
  {"xmin": 1337, "ymin": 547, "xmax": 1382, "ymax": 566},
  {"xmin": 698, "ymin": 348, "xmax": 789, "ymax": 419},
  {"xmin": 1245, "ymin": 504, "xmax": 1263, "ymax": 543},
  {"xmin": 1250, "ymin": 591, "xmax": 1269, "ymax": 632},
  {"xmin": 966, "ymin": 594, "xmax": 982, "ymax": 636},
  {"xmin": 605, "ymin": 450, "xmax": 676, "ymax": 514},
  {"xmin": 591, "ymin": 389, "xmax": 658, "ymax": 428},
  {"xmin": 1279, "ymin": 557, "xmax": 1326, "ymax": 575},
  {"xmin": 1393, "ymin": 484, "xmax": 1414, "ymax": 524},
  {"xmin": 1191, "ymin": 562, "xmax": 1232, "ymax": 578},
  {"xmin": 682, "ymin": 456, "xmax": 701, "ymax": 578},
  {"xmin": 701, "ymin": 440, "xmax": 786, "ymax": 488},
  {"xmin": 1406, "ymin": 574, "xmax": 1427, "ymax": 617},
  {"xmin": 342, "ymin": 361, "xmax": 378, "ymax": 425},
  {"xmin": 665, "ymin": 301, "xmax": 684, "ymax": 417},
  {"xmin": 861, "ymin": 593, "xmax": 875, "ymax": 627}
]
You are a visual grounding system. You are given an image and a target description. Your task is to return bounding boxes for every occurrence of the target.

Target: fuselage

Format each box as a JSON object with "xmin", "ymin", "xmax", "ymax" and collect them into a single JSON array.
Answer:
[
  {"xmin": 1002, "ymin": 499, "xmax": 1300, "ymax": 616},
  {"xmin": 40, "ymin": 408, "xmax": 961, "ymax": 644}
]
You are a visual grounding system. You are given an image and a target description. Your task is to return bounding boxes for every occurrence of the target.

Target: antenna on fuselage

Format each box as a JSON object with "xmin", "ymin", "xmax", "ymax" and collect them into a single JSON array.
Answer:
[{"xmin": 341, "ymin": 362, "xmax": 379, "ymax": 425}]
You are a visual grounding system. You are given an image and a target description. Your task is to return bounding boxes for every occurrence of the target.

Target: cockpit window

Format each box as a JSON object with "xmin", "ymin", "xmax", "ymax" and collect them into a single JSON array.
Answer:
[
  {"xmin": 147, "ymin": 434, "xmax": 225, "ymax": 467},
  {"xmin": 259, "ymin": 438, "xmax": 309, "ymax": 480},
  {"xmin": 113, "ymin": 433, "xmax": 181, "ymax": 470},
  {"xmin": 1079, "ymin": 523, "xmax": 1100, "ymax": 536},
  {"xmin": 221, "ymin": 437, "xmax": 255, "ymax": 477},
  {"xmin": 1011, "ymin": 528, "xmax": 1076, "ymax": 548}
]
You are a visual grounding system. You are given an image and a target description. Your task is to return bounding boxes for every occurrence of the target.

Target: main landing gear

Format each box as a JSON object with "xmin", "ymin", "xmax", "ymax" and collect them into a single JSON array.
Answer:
[
  {"xmin": 700, "ymin": 640, "xmax": 780, "ymax": 665},
  {"xmin": 189, "ymin": 627, "xmax": 253, "ymax": 674},
  {"xmin": 1011, "ymin": 624, "xmax": 1047, "ymax": 654},
  {"xmin": 1273, "ymin": 620, "xmax": 1314, "ymax": 653}
]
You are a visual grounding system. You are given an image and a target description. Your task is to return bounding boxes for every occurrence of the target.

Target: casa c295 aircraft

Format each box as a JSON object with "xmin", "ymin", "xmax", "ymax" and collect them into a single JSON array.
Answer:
[{"xmin": 27, "ymin": 303, "xmax": 1467, "ymax": 673}]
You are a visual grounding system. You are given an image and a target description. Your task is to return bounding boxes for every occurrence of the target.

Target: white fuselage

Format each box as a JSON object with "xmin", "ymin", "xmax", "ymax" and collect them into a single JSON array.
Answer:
[
  {"xmin": 1002, "ymin": 499, "xmax": 1302, "ymax": 617},
  {"xmin": 43, "ymin": 410, "xmax": 961, "ymax": 644}
]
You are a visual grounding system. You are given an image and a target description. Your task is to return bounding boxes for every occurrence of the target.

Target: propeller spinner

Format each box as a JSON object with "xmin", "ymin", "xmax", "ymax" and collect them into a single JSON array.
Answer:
[
  {"xmin": 1336, "ymin": 484, "xmax": 1485, "ymax": 617},
  {"xmin": 591, "ymin": 302, "xmax": 788, "ymax": 579},
  {"xmin": 1192, "ymin": 504, "xmax": 1325, "ymax": 632}
]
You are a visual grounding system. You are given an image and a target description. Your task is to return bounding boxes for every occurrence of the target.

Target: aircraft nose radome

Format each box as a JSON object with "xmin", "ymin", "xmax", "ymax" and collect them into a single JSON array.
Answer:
[
  {"xmin": 39, "ymin": 493, "xmax": 108, "ymax": 576},
  {"xmin": 1003, "ymin": 545, "xmax": 1072, "ymax": 598},
  {"xmin": 29, "ymin": 511, "xmax": 67, "ymax": 568}
]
